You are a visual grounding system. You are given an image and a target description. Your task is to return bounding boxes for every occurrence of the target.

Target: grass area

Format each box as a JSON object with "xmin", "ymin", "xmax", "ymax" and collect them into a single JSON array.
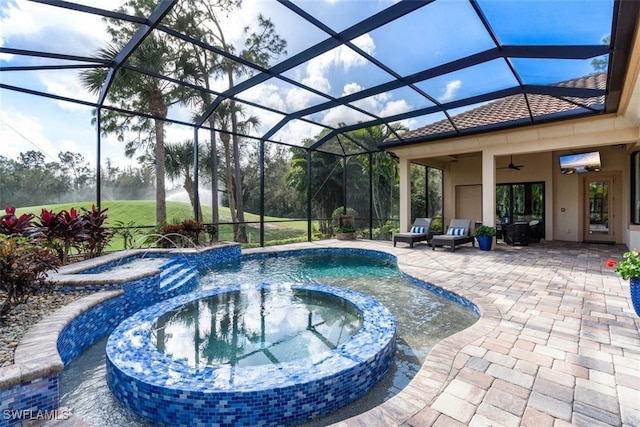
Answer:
[{"xmin": 15, "ymin": 200, "xmax": 311, "ymax": 250}]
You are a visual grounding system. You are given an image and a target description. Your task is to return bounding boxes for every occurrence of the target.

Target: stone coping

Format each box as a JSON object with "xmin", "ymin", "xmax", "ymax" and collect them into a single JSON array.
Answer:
[{"xmin": 1, "ymin": 291, "xmax": 122, "ymax": 390}]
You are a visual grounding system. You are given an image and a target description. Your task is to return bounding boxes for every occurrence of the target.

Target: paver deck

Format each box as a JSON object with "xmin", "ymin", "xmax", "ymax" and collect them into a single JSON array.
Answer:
[
  {"xmin": 245, "ymin": 239, "xmax": 640, "ymax": 426},
  {"xmin": 24, "ymin": 239, "xmax": 640, "ymax": 426}
]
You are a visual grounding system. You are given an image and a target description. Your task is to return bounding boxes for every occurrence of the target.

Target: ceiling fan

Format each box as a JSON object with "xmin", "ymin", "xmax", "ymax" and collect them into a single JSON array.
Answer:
[{"xmin": 498, "ymin": 155, "xmax": 525, "ymax": 171}]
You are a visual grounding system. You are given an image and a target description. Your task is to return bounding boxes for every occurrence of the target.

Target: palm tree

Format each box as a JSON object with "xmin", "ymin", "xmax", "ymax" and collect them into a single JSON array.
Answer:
[
  {"xmin": 164, "ymin": 140, "xmax": 205, "ymax": 222},
  {"xmin": 79, "ymin": 14, "xmax": 181, "ymax": 227},
  {"xmin": 213, "ymin": 101, "xmax": 260, "ymax": 242},
  {"xmin": 350, "ymin": 124, "xmax": 406, "ymax": 226}
]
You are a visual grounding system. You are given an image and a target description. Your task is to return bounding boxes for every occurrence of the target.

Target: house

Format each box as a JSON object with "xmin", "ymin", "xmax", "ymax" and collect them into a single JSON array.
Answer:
[{"xmin": 381, "ymin": 33, "xmax": 640, "ymax": 249}]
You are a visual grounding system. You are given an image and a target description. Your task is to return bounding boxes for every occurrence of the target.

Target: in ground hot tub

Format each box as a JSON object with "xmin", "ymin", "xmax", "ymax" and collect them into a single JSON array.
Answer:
[{"xmin": 106, "ymin": 283, "xmax": 396, "ymax": 426}]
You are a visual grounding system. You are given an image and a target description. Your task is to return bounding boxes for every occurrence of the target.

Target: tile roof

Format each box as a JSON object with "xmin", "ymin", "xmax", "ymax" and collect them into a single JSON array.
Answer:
[{"xmin": 387, "ymin": 73, "xmax": 607, "ymax": 143}]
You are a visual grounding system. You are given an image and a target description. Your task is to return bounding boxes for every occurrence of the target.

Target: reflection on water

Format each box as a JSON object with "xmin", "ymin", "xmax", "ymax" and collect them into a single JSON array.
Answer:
[
  {"xmin": 60, "ymin": 253, "xmax": 478, "ymax": 426},
  {"xmin": 152, "ymin": 287, "xmax": 362, "ymax": 367}
]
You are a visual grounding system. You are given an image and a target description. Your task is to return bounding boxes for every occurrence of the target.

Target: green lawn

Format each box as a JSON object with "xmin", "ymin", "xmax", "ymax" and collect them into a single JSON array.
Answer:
[{"xmin": 15, "ymin": 200, "xmax": 311, "ymax": 249}]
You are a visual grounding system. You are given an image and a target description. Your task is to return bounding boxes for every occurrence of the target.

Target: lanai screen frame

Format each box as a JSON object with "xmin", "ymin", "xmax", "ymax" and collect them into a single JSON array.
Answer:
[{"xmin": 1, "ymin": 0, "xmax": 637, "ymax": 246}]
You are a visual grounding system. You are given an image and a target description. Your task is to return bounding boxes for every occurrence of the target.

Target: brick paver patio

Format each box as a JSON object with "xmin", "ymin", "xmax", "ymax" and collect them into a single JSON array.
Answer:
[
  {"xmin": 248, "ymin": 239, "xmax": 640, "ymax": 427},
  {"xmin": 24, "ymin": 239, "xmax": 640, "ymax": 426}
]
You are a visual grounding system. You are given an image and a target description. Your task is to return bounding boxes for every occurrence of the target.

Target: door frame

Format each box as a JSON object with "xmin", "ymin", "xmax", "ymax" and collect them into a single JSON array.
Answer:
[{"xmin": 581, "ymin": 172, "xmax": 621, "ymax": 243}]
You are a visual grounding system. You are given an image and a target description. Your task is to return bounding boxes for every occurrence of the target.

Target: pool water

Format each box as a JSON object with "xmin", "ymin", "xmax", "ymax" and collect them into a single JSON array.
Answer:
[
  {"xmin": 152, "ymin": 287, "xmax": 363, "ymax": 367},
  {"xmin": 60, "ymin": 252, "xmax": 478, "ymax": 426}
]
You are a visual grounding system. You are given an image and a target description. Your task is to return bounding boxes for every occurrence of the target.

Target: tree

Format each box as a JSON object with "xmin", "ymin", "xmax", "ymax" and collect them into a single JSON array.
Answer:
[
  {"xmin": 79, "ymin": 1, "xmax": 183, "ymax": 227},
  {"xmin": 285, "ymin": 133, "xmax": 345, "ymax": 234},
  {"xmin": 591, "ymin": 35, "xmax": 610, "ymax": 72},
  {"xmin": 164, "ymin": 140, "xmax": 205, "ymax": 221},
  {"xmin": 242, "ymin": 143, "xmax": 300, "ymax": 218},
  {"xmin": 11, "ymin": 151, "xmax": 70, "ymax": 206},
  {"xmin": 212, "ymin": 101, "xmax": 259, "ymax": 241},
  {"xmin": 349, "ymin": 124, "xmax": 406, "ymax": 226},
  {"xmin": 57, "ymin": 151, "xmax": 93, "ymax": 200},
  {"xmin": 172, "ymin": 1, "xmax": 286, "ymax": 242}
]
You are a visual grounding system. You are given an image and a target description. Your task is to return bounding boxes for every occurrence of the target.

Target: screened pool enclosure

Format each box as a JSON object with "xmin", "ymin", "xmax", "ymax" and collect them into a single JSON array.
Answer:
[{"xmin": 1, "ymin": 0, "xmax": 635, "ymax": 246}]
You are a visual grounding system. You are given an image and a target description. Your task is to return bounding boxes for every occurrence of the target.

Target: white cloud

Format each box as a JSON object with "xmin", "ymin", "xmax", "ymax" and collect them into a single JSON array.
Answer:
[
  {"xmin": 439, "ymin": 80, "xmax": 462, "ymax": 102},
  {"xmin": 322, "ymin": 105, "xmax": 370, "ymax": 127},
  {"xmin": 380, "ymin": 99, "xmax": 411, "ymax": 117},
  {"xmin": 342, "ymin": 82, "xmax": 363, "ymax": 96},
  {"xmin": 40, "ymin": 70, "xmax": 97, "ymax": 111},
  {"xmin": 306, "ymin": 34, "xmax": 374, "ymax": 78},
  {"xmin": 0, "ymin": 109, "xmax": 57, "ymax": 162},
  {"xmin": 59, "ymin": 138, "xmax": 78, "ymax": 154}
]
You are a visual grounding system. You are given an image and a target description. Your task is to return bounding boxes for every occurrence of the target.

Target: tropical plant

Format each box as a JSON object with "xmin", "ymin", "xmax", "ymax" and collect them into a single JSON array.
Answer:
[
  {"xmin": 475, "ymin": 225, "xmax": 496, "ymax": 237},
  {"xmin": 164, "ymin": 140, "xmax": 205, "ymax": 222},
  {"xmin": 350, "ymin": 124, "xmax": 406, "ymax": 227},
  {"xmin": 36, "ymin": 208, "xmax": 86, "ymax": 263},
  {"xmin": 0, "ymin": 207, "xmax": 37, "ymax": 236},
  {"xmin": 0, "ymin": 235, "xmax": 59, "ymax": 317},
  {"xmin": 79, "ymin": 205, "xmax": 111, "ymax": 258},
  {"xmin": 607, "ymin": 249, "xmax": 640, "ymax": 280},
  {"xmin": 112, "ymin": 220, "xmax": 140, "ymax": 249},
  {"xmin": 286, "ymin": 145, "xmax": 344, "ymax": 235}
]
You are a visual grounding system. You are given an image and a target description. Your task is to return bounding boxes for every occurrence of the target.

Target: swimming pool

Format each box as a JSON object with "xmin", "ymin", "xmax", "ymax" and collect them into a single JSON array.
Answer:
[{"xmin": 60, "ymin": 250, "xmax": 479, "ymax": 426}]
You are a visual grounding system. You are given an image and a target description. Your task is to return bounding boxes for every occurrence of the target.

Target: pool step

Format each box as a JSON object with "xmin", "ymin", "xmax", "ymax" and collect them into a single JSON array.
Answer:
[{"xmin": 159, "ymin": 260, "xmax": 198, "ymax": 295}]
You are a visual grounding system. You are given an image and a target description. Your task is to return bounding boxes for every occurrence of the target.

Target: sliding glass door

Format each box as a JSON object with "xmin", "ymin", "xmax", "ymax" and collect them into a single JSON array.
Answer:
[{"xmin": 496, "ymin": 182, "xmax": 545, "ymax": 226}]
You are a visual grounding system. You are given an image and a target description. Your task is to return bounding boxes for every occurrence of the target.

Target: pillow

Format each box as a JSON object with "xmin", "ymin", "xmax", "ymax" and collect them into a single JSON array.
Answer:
[
  {"xmin": 411, "ymin": 226, "xmax": 425, "ymax": 234},
  {"xmin": 447, "ymin": 227, "xmax": 466, "ymax": 236}
]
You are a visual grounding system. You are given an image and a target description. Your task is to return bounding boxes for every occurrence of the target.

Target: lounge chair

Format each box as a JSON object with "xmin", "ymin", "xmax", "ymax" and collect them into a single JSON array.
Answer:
[
  {"xmin": 431, "ymin": 219, "xmax": 475, "ymax": 252},
  {"xmin": 393, "ymin": 218, "xmax": 432, "ymax": 248}
]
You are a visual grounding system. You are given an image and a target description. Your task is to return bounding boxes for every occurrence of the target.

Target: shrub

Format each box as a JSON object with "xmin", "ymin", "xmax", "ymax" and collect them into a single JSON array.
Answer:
[
  {"xmin": 112, "ymin": 220, "xmax": 139, "ymax": 249},
  {"xmin": 159, "ymin": 219, "xmax": 204, "ymax": 248},
  {"xmin": 372, "ymin": 220, "xmax": 400, "ymax": 240},
  {"xmin": 0, "ymin": 207, "xmax": 37, "ymax": 237},
  {"xmin": 180, "ymin": 219, "xmax": 205, "ymax": 244},
  {"xmin": 79, "ymin": 205, "xmax": 111, "ymax": 258},
  {"xmin": 0, "ymin": 235, "xmax": 60, "ymax": 317},
  {"xmin": 37, "ymin": 208, "xmax": 88, "ymax": 263}
]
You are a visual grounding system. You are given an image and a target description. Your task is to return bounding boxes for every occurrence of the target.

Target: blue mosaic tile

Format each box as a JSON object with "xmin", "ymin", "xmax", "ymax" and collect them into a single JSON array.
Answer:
[
  {"xmin": 106, "ymin": 283, "xmax": 396, "ymax": 426},
  {"xmin": 0, "ymin": 377, "xmax": 58, "ymax": 427}
]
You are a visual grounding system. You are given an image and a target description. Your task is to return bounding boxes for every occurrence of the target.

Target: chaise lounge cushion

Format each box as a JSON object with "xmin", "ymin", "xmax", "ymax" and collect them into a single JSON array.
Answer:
[{"xmin": 393, "ymin": 218, "xmax": 433, "ymax": 248}]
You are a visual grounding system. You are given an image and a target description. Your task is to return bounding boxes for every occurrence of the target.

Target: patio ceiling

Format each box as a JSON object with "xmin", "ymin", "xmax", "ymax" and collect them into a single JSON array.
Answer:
[{"xmin": 1, "ymin": 0, "xmax": 638, "ymax": 157}]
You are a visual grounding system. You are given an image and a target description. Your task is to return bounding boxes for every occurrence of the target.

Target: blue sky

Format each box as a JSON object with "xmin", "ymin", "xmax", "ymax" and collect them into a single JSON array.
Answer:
[{"xmin": 0, "ymin": 0, "xmax": 614, "ymax": 170}]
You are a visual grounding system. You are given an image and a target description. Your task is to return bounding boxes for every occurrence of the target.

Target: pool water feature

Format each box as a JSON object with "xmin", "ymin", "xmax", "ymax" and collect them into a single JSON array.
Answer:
[
  {"xmin": 106, "ymin": 283, "xmax": 396, "ymax": 426},
  {"xmin": 152, "ymin": 286, "xmax": 364, "ymax": 367},
  {"xmin": 60, "ymin": 250, "xmax": 479, "ymax": 426}
]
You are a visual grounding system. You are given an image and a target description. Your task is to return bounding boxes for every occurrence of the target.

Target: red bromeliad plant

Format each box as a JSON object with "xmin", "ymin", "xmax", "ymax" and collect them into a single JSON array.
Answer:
[
  {"xmin": 36, "ymin": 208, "xmax": 88, "ymax": 263},
  {"xmin": 79, "ymin": 205, "xmax": 111, "ymax": 258},
  {"xmin": 0, "ymin": 207, "xmax": 37, "ymax": 237}
]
